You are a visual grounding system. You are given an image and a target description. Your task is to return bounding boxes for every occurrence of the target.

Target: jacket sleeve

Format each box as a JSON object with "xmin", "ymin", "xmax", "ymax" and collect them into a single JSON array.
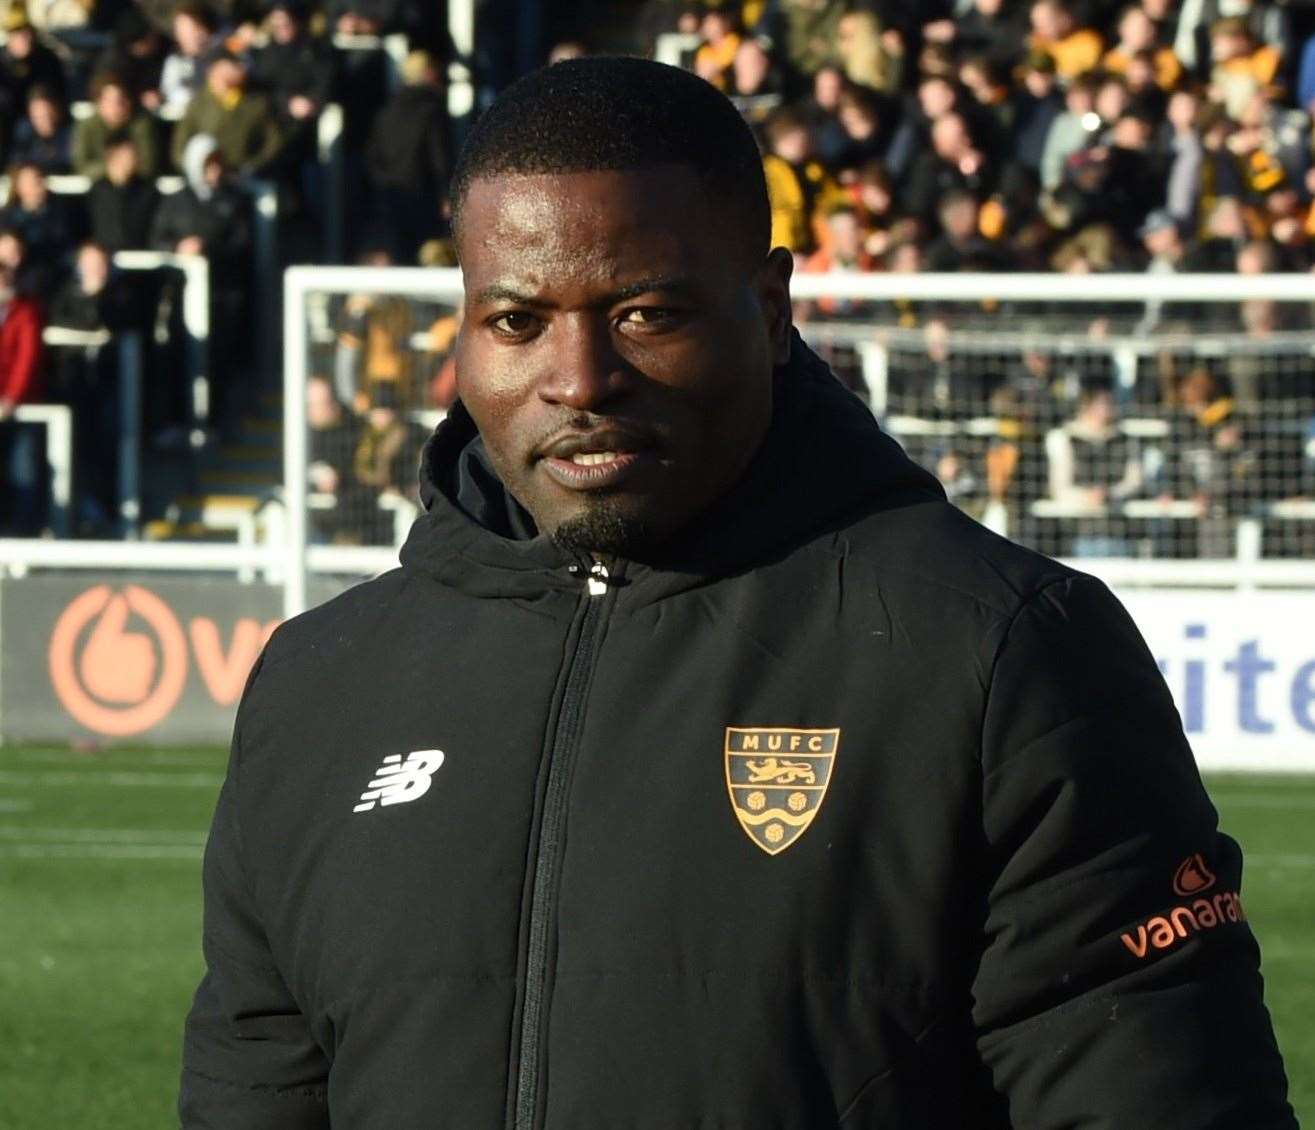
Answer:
[
  {"xmin": 179, "ymin": 661, "xmax": 331, "ymax": 1129},
  {"xmin": 972, "ymin": 575, "xmax": 1294, "ymax": 1128}
]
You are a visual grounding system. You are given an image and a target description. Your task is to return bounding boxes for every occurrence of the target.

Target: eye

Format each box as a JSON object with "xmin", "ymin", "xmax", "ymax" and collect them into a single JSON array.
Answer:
[
  {"xmin": 618, "ymin": 306, "xmax": 678, "ymax": 330},
  {"xmin": 488, "ymin": 310, "xmax": 539, "ymax": 338}
]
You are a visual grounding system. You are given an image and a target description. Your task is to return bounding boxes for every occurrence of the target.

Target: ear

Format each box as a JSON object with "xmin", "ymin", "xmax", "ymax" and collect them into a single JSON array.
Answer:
[{"xmin": 757, "ymin": 246, "xmax": 794, "ymax": 367}]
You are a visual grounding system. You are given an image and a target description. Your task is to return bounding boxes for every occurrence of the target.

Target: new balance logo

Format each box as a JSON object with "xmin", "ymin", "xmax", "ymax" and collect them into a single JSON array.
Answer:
[{"xmin": 353, "ymin": 749, "xmax": 445, "ymax": 813}]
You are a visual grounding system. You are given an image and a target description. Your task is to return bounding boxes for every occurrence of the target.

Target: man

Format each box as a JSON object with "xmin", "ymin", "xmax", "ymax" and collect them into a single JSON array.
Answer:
[
  {"xmin": 0, "ymin": 261, "xmax": 45, "ymax": 535},
  {"xmin": 0, "ymin": 4, "xmax": 67, "ymax": 107},
  {"xmin": 87, "ymin": 134, "xmax": 160, "ymax": 253},
  {"xmin": 8, "ymin": 84, "xmax": 71, "ymax": 173},
  {"xmin": 364, "ymin": 50, "xmax": 448, "ymax": 263},
  {"xmin": 171, "ymin": 52, "xmax": 283, "ymax": 177},
  {"xmin": 180, "ymin": 58, "xmax": 1295, "ymax": 1128},
  {"xmin": 249, "ymin": 0, "xmax": 333, "ymax": 181},
  {"xmin": 158, "ymin": 1, "xmax": 218, "ymax": 114},
  {"xmin": 72, "ymin": 72, "xmax": 161, "ymax": 181}
]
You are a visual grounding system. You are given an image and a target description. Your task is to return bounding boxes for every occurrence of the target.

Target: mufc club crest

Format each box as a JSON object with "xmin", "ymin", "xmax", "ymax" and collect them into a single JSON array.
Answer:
[{"xmin": 725, "ymin": 727, "xmax": 840, "ymax": 855}]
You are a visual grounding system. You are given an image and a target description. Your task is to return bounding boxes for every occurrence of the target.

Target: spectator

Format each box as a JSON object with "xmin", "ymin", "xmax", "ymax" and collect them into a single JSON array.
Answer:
[
  {"xmin": 307, "ymin": 373, "xmax": 360, "ymax": 494},
  {"xmin": 95, "ymin": 7, "xmax": 168, "ymax": 109},
  {"xmin": 1040, "ymin": 73, "xmax": 1099, "ymax": 190},
  {"xmin": 1044, "ymin": 385, "xmax": 1143, "ymax": 554},
  {"xmin": 925, "ymin": 187, "xmax": 1013, "ymax": 270},
  {"xmin": 0, "ymin": 225, "xmax": 40, "ymax": 299},
  {"xmin": 1045, "ymin": 384, "xmax": 1141, "ymax": 508},
  {"xmin": 332, "ymin": 246, "xmax": 417, "ymax": 411},
  {"xmin": 347, "ymin": 382, "xmax": 426, "ymax": 543},
  {"xmin": 1168, "ymin": 367, "xmax": 1255, "ymax": 552},
  {"xmin": 8, "ymin": 84, "xmax": 71, "ymax": 173},
  {"xmin": 777, "ymin": 0, "xmax": 848, "ymax": 79},
  {"xmin": 1209, "ymin": 17, "xmax": 1282, "ymax": 120},
  {"xmin": 171, "ymin": 52, "xmax": 283, "ymax": 176},
  {"xmin": 73, "ymin": 73, "xmax": 161, "ymax": 180},
  {"xmin": 693, "ymin": 4, "xmax": 739, "ymax": 91},
  {"xmin": 151, "ymin": 135, "xmax": 252, "ymax": 414},
  {"xmin": 1191, "ymin": 195, "xmax": 1254, "ymax": 270},
  {"xmin": 802, "ymin": 203, "xmax": 874, "ymax": 276},
  {"xmin": 48, "ymin": 242, "xmax": 146, "ymax": 533},
  {"xmin": 1008, "ymin": 50, "xmax": 1062, "ymax": 175},
  {"xmin": 835, "ymin": 9, "xmax": 902, "ymax": 95},
  {"xmin": 0, "ymin": 260, "xmax": 46, "ymax": 535},
  {"xmin": 159, "ymin": 1, "xmax": 219, "ymax": 114},
  {"xmin": 1103, "ymin": 4, "xmax": 1182, "ymax": 91},
  {"xmin": 249, "ymin": 0, "xmax": 333, "ymax": 167},
  {"xmin": 1028, "ymin": 0, "xmax": 1102, "ymax": 81},
  {"xmin": 88, "ymin": 135, "xmax": 160, "ymax": 252},
  {"xmin": 0, "ymin": 161, "xmax": 81, "ymax": 292},
  {"xmin": 151, "ymin": 132, "xmax": 249, "ymax": 260},
  {"xmin": 726, "ymin": 37, "xmax": 783, "ymax": 125},
  {"xmin": 0, "ymin": 4, "xmax": 68, "ymax": 105},
  {"xmin": 955, "ymin": 0, "xmax": 1028, "ymax": 66},
  {"xmin": 761, "ymin": 107, "xmax": 842, "ymax": 254},
  {"xmin": 49, "ymin": 240, "xmax": 143, "ymax": 333},
  {"xmin": 364, "ymin": 50, "xmax": 447, "ymax": 263},
  {"xmin": 1162, "ymin": 88, "xmax": 1203, "ymax": 229},
  {"xmin": 901, "ymin": 111, "xmax": 995, "ymax": 225},
  {"xmin": 829, "ymin": 88, "xmax": 889, "ymax": 177},
  {"xmin": 325, "ymin": 0, "xmax": 416, "ymax": 37}
]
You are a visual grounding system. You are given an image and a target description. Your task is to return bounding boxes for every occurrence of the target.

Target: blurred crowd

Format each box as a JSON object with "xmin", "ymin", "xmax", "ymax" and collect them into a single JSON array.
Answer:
[
  {"xmin": 0, "ymin": 0, "xmax": 447, "ymax": 534},
  {"xmin": 652, "ymin": 0, "xmax": 1315, "ymax": 280}
]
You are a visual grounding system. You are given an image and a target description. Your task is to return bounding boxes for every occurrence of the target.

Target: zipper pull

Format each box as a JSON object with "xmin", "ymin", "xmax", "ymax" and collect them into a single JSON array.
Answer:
[{"xmin": 586, "ymin": 561, "xmax": 610, "ymax": 597}]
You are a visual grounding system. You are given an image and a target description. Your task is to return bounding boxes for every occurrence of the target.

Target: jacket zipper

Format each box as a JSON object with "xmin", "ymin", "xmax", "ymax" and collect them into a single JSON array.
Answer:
[{"xmin": 512, "ymin": 560, "xmax": 615, "ymax": 1130}]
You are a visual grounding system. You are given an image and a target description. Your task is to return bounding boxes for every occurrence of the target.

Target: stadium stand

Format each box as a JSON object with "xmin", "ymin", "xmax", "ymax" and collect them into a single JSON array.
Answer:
[{"xmin": 2, "ymin": 0, "xmax": 1315, "ymax": 567}]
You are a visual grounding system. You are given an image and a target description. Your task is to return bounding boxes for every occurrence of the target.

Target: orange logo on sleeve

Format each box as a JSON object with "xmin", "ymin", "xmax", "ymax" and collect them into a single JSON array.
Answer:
[
  {"xmin": 1172, "ymin": 852, "xmax": 1217, "ymax": 897},
  {"xmin": 1120, "ymin": 853, "xmax": 1242, "ymax": 961}
]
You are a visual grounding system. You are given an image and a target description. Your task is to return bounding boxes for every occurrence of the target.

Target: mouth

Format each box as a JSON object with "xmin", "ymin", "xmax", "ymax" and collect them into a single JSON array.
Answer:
[{"xmin": 535, "ymin": 429, "xmax": 659, "ymax": 491}]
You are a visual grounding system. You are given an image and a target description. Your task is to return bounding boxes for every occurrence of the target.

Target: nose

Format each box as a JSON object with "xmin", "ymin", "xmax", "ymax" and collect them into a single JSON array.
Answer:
[{"xmin": 535, "ymin": 313, "xmax": 632, "ymax": 412}]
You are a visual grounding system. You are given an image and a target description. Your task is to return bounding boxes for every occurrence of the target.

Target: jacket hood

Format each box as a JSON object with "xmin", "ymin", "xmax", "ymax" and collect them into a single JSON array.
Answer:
[
  {"xmin": 401, "ymin": 332, "xmax": 944, "ymax": 600},
  {"xmin": 182, "ymin": 133, "xmax": 219, "ymax": 199}
]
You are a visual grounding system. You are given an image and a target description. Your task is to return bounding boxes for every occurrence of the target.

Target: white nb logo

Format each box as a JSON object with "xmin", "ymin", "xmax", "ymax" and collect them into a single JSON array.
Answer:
[{"xmin": 352, "ymin": 749, "xmax": 445, "ymax": 813}]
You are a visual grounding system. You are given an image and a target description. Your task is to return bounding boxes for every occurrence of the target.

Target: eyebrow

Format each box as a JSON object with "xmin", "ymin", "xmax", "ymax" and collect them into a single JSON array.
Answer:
[{"xmin": 472, "ymin": 276, "xmax": 696, "ymax": 308}]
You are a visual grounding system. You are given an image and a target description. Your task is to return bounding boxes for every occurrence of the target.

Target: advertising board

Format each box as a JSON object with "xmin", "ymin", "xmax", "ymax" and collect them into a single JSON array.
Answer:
[{"xmin": 1, "ymin": 576, "xmax": 1313, "ymax": 770}]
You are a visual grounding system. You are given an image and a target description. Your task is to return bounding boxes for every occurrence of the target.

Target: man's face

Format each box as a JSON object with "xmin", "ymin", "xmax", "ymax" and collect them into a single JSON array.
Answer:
[
  {"xmin": 97, "ymin": 84, "xmax": 131, "ymax": 127},
  {"xmin": 269, "ymin": 9, "xmax": 298, "ymax": 43},
  {"xmin": 6, "ymin": 28, "xmax": 32, "ymax": 57},
  {"xmin": 456, "ymin": 166, "xmax": 791, "ymax": 555},
  {"xmin": 209, "ymin": 59, "xmax": 244, "ymax": 96},
  {"xmin": 105, "ymin": 142, "xmax": 139, "ymax": 184},
  {"xmin": 14, "ymin": 168, "xmax": 45, "ymax": 210},
  {"xmin": 1119, "ymin": 8, "xmax": 1153, "ymax": 50},
  {"xmin": 174, "ymin": 14, "xmax": 208, "ymax": 54},
  {"xmin": 29, "ymin": 97, "xmax": 56, "ymax": 134}
]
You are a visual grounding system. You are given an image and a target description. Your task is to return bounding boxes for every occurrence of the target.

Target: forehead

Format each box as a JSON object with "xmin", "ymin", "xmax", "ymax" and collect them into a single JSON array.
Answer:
[{"xmin": 458, "ymin": 167, "xmax": 735, "ymax": 297}]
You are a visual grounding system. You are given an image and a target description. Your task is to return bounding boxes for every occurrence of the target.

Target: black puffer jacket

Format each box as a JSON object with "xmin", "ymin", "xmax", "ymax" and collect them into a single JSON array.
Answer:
[{"xmin": 180, "ymin": 337, "xmax": 1294, "ymax": 1129}]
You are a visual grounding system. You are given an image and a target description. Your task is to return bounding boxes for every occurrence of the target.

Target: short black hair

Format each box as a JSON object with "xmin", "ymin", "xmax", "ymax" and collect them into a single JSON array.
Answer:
[{"xmin": 450, "ymin": 56, "xmax": 770, "ymax": 267}]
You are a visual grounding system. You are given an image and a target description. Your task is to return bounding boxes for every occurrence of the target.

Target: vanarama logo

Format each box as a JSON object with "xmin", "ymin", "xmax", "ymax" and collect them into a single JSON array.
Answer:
[{"xmin": 1120, "ymin": 853, "xmax": 1245, "ymax": 960}]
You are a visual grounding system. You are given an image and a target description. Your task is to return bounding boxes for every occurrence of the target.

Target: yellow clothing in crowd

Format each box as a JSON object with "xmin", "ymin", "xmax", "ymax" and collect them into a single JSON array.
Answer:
[
  {"xmin": 762, "ymin": 154, "xmax": 845, "ymax": 253},
  {"xmin": 1031, "ymin": 28, "xmax": 1103, "ymax": 79},
  {"xmin": 1101, "ymin": 45, "xmax": 1183, "ymax": 90}
]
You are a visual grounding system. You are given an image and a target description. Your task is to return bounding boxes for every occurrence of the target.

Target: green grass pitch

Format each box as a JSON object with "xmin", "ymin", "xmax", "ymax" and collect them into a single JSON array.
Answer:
[{"xmin": 0, "ymin": 746, "xmax": 1311, "ymax": 1127}]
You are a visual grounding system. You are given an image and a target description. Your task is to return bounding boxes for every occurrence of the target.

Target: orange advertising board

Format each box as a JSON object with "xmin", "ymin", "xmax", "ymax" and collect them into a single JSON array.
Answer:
[{"xmin": 2, "ymin": 577, "xmax": 343, "ymax": 744}]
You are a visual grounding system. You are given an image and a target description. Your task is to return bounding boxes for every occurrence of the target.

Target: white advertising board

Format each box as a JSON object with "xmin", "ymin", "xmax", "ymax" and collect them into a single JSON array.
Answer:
[{"xmin": 1115, "ymin": 589, "xmax": 1315, "ymax": 773}]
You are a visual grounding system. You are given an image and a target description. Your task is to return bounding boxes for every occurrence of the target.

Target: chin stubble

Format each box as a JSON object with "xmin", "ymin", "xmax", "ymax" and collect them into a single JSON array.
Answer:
[{"xmin": 548, "ymin": 498, "xmax": 654, "ymax": 558}]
